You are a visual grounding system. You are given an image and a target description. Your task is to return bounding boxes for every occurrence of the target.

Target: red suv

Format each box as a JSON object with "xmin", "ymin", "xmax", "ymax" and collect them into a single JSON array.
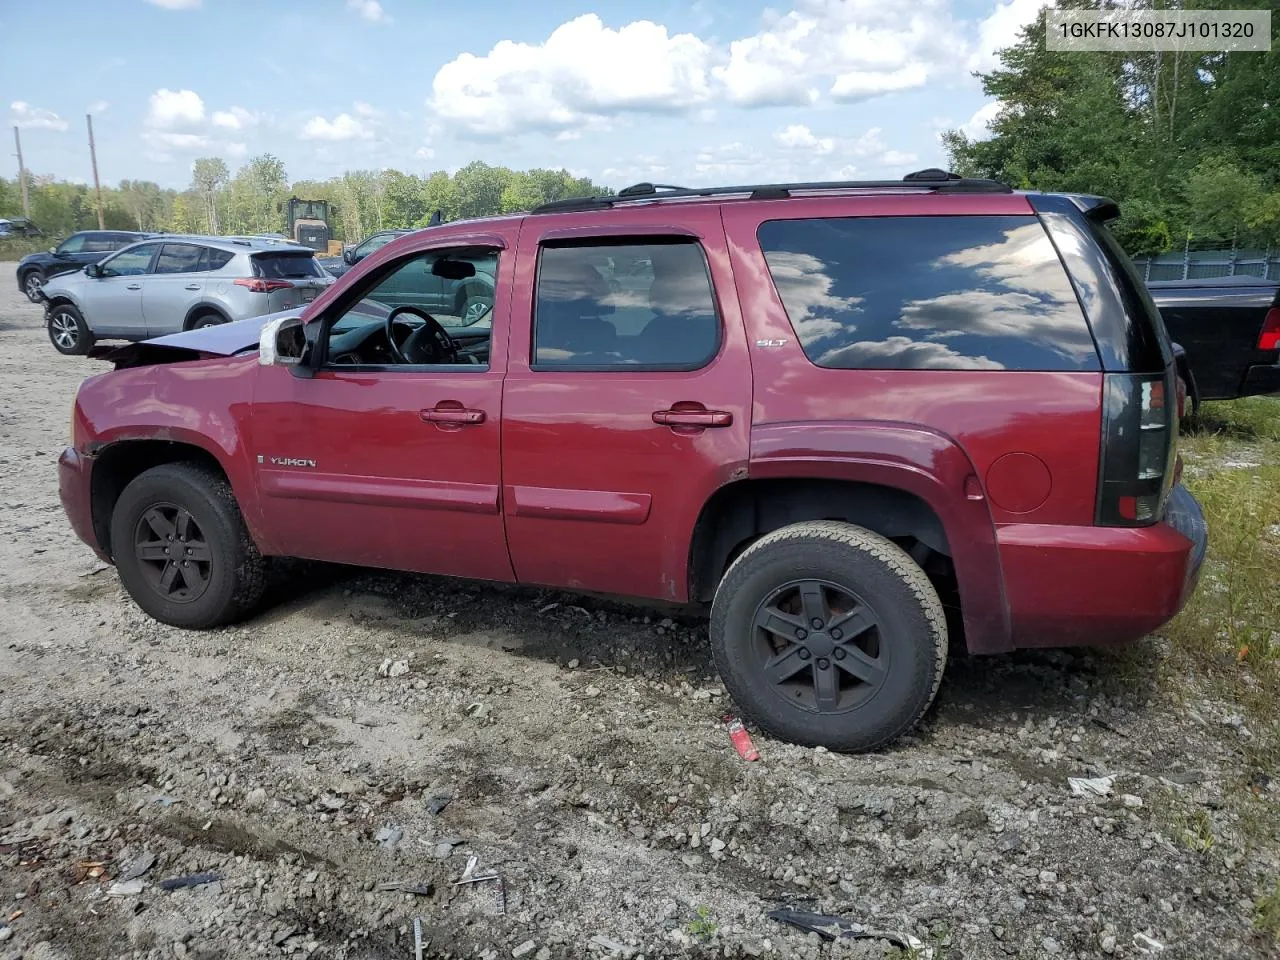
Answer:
[{"xmin": 58, "ymin": 169, "xmax": 1207, "ymax": 752}]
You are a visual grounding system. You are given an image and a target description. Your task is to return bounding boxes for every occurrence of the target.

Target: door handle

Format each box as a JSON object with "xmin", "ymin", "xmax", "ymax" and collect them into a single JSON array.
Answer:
[
  {"xmin": 184, "ymin": 284, "xmax": 201, "ymax": 291},
  {"xmin": 126, "ymin": 284, "xmax": 142, "ymax": 290},
  {"xmin": 653, "ymin": 408, "xmax": 733, "ymax": 428},
  {"xmin": 421, "ymin": 405, "xmax": 486, "ymax": 425}
]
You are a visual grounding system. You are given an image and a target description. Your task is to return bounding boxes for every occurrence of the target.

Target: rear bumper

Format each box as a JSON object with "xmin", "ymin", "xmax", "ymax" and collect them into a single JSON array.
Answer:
[
  {"xmin": 1240, "ymin": 362, "xmax": 1280, "ymax": 397},
  {"xmin": 58, "ymin": 446, "xmax": 109, "ymax": 562},
  {"xmin": 993, "ymin": 484, "xmax": 1207, "ymax": 649}
]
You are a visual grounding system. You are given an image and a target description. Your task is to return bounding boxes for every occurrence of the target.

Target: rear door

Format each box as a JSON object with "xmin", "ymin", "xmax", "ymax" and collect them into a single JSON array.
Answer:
[
  {"xmin": 143, "ymin": 242, "xmax": 207, "ymax": 335},
  {"xmin": 500, "ymin": 208, "xmax": 753, "ymax": 602},
  {"xmin": 84, "ymin": 241, "xmax": 162, "ymax": 336}
]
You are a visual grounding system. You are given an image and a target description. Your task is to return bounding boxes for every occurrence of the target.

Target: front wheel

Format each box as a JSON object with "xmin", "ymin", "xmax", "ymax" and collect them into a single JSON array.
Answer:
[
  {"xmin": 22, "ymin": 270, "xmax": 44, "ymax": 303},
  {"xmin": 710, "ymin": 520, "xmax": 947, "ymax": 752},
  {"xmin": 456, "ymin": 286, "xmax": 493, "ymax": 326},
  {"xmin": 47, "ymin": 304, "xmax": 94, "ymax": 356},
  {"xmin": 110, "ymin": 463, "xmax": 266, "ymax": 628}
]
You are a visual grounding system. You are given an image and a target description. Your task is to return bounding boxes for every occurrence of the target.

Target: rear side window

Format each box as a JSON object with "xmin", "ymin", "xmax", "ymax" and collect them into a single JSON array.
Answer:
[
  {"xmin": 205, "ymin": 248, "xmax": 235, "ymax": 270},
  {"xmin": 758, "ymin": 216, "xmax": 1100, "ymax": 371},
  {"xmin": 253, "ymin": 253, "xmax": 323, "ymax": 279},
  {"xmin": 154, "ymin": 243, "xmax": 205, "ymax": 274},
  {"xmin": 533, "ymin": 240, "xmax": 720, "ymax": 369}
]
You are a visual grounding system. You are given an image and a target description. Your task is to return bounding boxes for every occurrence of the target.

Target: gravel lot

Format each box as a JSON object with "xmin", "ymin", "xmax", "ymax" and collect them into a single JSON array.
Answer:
[{"xmin": 0, "ymin": 262, "xmax": 1276, "ymax": 960}]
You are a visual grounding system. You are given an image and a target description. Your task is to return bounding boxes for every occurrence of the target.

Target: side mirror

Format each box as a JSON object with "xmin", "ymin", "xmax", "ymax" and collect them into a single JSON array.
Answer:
[
  {"xmin": 85, "ymin": 263, "xmax": 102, "ymax": 278},
  {"xmin": 50, "ymin": 246, "xmax": 59, "ymax": 255},
  {"xmin": 259, "ymin": 316, "xmax": 306, "ymax": 366},
  {"xmin": 342, "ymin": 246, "xmax": 358, "ymax": 265}
]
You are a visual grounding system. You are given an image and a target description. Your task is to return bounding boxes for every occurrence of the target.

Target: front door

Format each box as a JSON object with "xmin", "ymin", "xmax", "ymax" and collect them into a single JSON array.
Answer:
[
  {"xmin": 248, "ymin": 237, "xmax": 514, "ymax": 583},
  {"xmin": 500, "ymin": 208, "xmax": 753, "ymax": 603},
  {"xmin": 88, "ymin": 242, "xmax": 161, "ymax": 336},
  {"xmin": 144, "ymin": 242, "xmax": 206, "ymax": 335}
]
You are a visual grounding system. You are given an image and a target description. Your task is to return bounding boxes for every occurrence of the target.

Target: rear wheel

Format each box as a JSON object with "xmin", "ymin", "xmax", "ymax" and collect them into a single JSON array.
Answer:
[
  {"xmin": 47, "ymin": 304, "xmax": 94, "ymax": 356},
  {"xmin": 110, "ymin": 463, "xmax": 266, "ymax": 628},
  {"xmin": 710, "ymin": 520, "xmax": 947, "ymax": 752},
  {"xmin": 22, "ymin": 270, "xmax": 44, "ymax": 303},
  {"xmin": 456, "ymin": 285, "xmax": 493, "ymax": 326},
  {"xmin": 190, "ymin": 312, "xmax": 225, "ymax": 330}
]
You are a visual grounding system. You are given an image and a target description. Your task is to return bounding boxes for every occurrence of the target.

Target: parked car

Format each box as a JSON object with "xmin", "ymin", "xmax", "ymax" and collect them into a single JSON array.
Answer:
[
  {"xmin": 16, "ymin": 230, "xmax": 156, "ymax": 303},
  {"xmin": 37, "ymin": 235, "xmax": 333, "ymax": 355},
  {"xmin": 0, "ymin": 216, "xmax": 42, "ymax": 238},
  {"xmin": 1148, "ymin": 276, "xmax": 1280, "ymax": 403},
  {"xmin": 323, "ymin": 229, "xmax": 416, "ymax": 278},
  {"xmin": 57, "ymin": 170, "xmax": 1207, "ymax": 752}
]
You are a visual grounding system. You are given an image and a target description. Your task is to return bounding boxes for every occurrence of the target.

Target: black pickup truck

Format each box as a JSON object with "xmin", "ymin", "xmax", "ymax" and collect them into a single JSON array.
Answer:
[{"xmin": 1149, "ymin": 277, "xmax": 1280, "ymax": 403}]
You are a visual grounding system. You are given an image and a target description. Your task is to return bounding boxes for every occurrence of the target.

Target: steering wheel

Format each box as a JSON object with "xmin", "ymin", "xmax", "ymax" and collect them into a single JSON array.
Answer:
[{"xmin": 384, "ymin": 305, "xmax": 459, "ymax": 364}]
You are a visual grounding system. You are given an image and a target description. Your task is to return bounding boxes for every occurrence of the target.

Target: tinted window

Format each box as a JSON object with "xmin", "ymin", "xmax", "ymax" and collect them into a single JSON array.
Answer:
[
  {"xmin": 253, "ymin": 252, "xmax": 323, "ymax": 279},
  {"xmin": 100, "ymin": 243, "xmax": 161, "ymax": 277},
  {"xmin": 534, "ymin": 240, "xmax": 720, "ymax": 369},
  {"xmin": 154, "ymin": 243, "xmax": 205, "ymax": 274},
  {"xmin": 56, "ymin": 235, "xmax": 87, "ymax": 254},
  {"xmin": 758, "ymin": 216, "xmax": 1099, "ymax": 371},
  {"xmin": 81, "ymin": 235, "xmax": 118, "ymax": 253},
  {"xmin": 110, "ymin": 234, "xmax": 142, "ymax": 250},
  {"xmin": 358, "ymin": 233, "xmax": 401, "ymax": 257},
  {"xmin": 206, "ymin": 248, "xmax": 234, "ymax": 270}
]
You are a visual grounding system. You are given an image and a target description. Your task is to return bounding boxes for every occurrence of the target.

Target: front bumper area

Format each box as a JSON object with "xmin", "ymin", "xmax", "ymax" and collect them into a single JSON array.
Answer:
[
  {"xmin": 993, "ymin": 483, "xmax": 1208, "ymax": 649},
  {"xmin": 58, "ymin": 445, "xmax": 109, "ymax": 562}
]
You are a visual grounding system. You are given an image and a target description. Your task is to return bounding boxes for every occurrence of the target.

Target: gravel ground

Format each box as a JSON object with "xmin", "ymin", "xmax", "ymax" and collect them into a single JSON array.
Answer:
[{"xmin": 0, "ymin": 262, "xmax": 1276, "ymax": 960}]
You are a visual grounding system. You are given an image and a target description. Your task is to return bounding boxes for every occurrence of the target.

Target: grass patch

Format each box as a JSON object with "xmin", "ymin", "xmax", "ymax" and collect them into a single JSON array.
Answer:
[
  {"xmin": 1164, "ymin": 396, "xmax": 1280, "ymax": 777},
  {"xmin": 0, "ymin": 236, "xmax": 52, "ymax": 260},
  {"xmin": 1256, "ymin": 878, "xmax": 1280, "ymax": 944}
]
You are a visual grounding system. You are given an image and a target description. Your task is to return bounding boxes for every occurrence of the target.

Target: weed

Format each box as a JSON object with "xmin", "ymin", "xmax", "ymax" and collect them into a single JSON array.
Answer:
[
  {"xmin": 1255, "ymin": 877, "xmax": 1280, "ymax": 943},
  {"xmin": 685, "ymin": 905, "xmax": 717, "ymax": 941},
  {"xmin": 1185, "ymin": 397, "xmax": 1280, "ymax": 444}
]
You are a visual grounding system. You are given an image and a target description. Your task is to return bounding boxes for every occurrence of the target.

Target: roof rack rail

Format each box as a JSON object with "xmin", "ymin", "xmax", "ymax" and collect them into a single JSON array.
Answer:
[{"xmin": 531, "ymin": 169, "xmax": 1010, "ymax": 214}]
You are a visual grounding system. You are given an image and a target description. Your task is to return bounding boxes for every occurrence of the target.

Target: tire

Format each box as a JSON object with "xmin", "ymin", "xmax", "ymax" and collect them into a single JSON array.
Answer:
[
  {"xmin": 710, "ymin": 520, "xmax": 947, "ymax": 752},
  {"xmin": 110, "ymin": 463, "xmax": 266, "ymax": 629},
  {"xmin": 47, "ymin": 303, "xmax": 95, "ymax": 356},
  {"xmin": 189, "ymin": 311, "xmax": 225, "ymax": 330},
  {"xmin": 22, "ymin": 270, "xmax": 44, "ymax": 303},
  {"xmin": 455, "ymin": 285, "xmax": 493, "ymax": 326}
]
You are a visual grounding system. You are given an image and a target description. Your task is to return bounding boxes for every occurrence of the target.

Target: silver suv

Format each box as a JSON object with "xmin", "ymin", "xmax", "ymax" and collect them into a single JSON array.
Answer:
[{"xmin": 37, "ymin": 235, "xmax": 333, "ymax": 355}]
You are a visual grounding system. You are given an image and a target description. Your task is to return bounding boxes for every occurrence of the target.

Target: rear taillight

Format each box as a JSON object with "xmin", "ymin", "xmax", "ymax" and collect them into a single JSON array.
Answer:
[
  {"xmin": 1097, "ymin": 371, "xmax": 1176, "ymax": 526},
  {"xmin": 234, "ymin": 278, "xmax": 294, "ymax": 293},
  {"xmin": 1258, "ymin": 307, "xmax": 1280, "ymax": 351}
]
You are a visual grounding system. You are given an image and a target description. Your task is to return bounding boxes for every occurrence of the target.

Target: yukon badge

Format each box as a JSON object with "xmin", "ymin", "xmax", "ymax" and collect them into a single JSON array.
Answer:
[{"xmin": 258, "ymin": 455, "xmax": 317, "ymax": 468}]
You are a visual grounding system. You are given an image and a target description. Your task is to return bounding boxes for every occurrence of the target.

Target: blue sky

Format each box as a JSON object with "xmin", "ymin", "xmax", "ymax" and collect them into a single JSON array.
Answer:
[{"xmin": 2, "ymin": 0, "xmax": 1043, "ymax": 191}]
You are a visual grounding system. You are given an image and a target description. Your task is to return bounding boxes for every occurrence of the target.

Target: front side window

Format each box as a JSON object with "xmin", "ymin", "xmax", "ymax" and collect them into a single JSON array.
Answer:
[
  {"xmin": 154, "ymin": 244, "xmax": 205, "ymax": 274},
  {"xmin": 57, "ymin": 234, "xmax": 87, "ymax": 254},
  {"xmin": 320, "ymin": 247, "xmax": 498, "ymax": 369},
  {"xmin": 99, "ymin": 243, "xmax": 161, "ymax": 277},
  {"xmin": 358, "ymin": 232, "xmax": 400, "ymax": 258},
  {"xmin": 758, "ymin": 216, "xmax": 1100, "ymax": 372},
  {"xmin": 533, "ymin": 240, "xmax": 720, "ymax": 369}
]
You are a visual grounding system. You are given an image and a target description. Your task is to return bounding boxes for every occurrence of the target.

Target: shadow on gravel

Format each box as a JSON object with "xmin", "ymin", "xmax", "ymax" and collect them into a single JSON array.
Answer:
[{"xmin": 249, "ymin": 558, "xmax": 1162, "ymax": 742}]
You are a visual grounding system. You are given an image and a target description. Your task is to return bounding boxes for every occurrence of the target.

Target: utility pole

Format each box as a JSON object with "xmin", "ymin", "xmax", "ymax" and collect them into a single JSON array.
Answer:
[
  {"xmin": 86, "ymin": 114, "xmax": 105, "ymax": 229},
  {"xmin": 13, "ymin": 126, "xmax": 30, "ymax": 218}
]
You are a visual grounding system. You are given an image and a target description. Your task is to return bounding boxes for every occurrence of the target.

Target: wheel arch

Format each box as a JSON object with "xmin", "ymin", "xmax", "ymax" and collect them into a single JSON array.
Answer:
[
  {"xmin": 88, "ymin": 437, "xmax": 244, "ymax": 561},
  {"xmin": 183, "ymin": 302, "xmax": 231, "ymax": 330},
  {"xmin": 690, "ymin": 422, "xmax": 1012, "ymax": 654}
]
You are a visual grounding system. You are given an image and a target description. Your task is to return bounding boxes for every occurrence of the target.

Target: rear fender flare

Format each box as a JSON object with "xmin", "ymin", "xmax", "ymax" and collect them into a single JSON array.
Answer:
[
  {"xmin": 749, "ymin": 420, "xmax": 1012, "ymax": 653},
  {"xmin": 183, "ymin": 302, "xmax": 231, "ymax": 330}
]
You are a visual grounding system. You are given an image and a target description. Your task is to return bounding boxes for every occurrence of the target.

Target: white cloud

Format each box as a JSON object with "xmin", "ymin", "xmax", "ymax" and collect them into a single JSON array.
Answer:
[
  {"xmin": 347, "ymin": 0, "xmax": 389, "ymax": 23},
  {"xmin": 301, "ymin": 113, "xmax": 374, "ymax": 141},
  {"xmin": 147, "ymin": 131, "xmax": 211, "ymax": 150},
  {"xmin": 960, "ymin": 100, "xmax": 1003, "ymax": 140},
  {"xmin": 430, "ymin": 14, "xmax": 714, "ymax": 136},
  {"xmin": 353, "ymin": 101, "xmax": 380, "ymax": 117},
  {"xmin": 146, "ymin": 88, "xmax": 204, "ymax": 128},
  {"xmin": 89, "ymin": 100, "xmax": 109, "ymax": 115},
  {"xmin": 414, "ymin": 145, "xmax": 436, "ymax": 159},
  {"xmin": 226, "ymin": 141, "xmax": 248, "ymax": 158},
  {"xmin": 11, "ymin": 102, "xmax": 68, "ymax": 131},
  {"xmin": 970, "ymin": 0, "xmax": 1046, "ymax": 71},
  {"xmin": 146, "ymin": 0, "xmax": 201, "ymax": 8},
  {"xmin": 715, "ymin": 1, "xmax": 963, "ymax": 108},
  {"xmin": 211, "ymin": 106, "xmax": 258, "ymax": 130},
  {"xmin": 880, "ymin": 149, "xmax": 919, "ymax": 166},
  {"xmin": 775, "ymin": 124, "xmax": 834, "ymax": 155}
]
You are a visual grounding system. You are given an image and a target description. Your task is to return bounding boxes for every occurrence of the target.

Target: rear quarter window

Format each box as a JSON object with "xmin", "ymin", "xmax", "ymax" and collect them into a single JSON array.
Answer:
[{"xmin": 758, "ymin": 215, "xmax": 1100, "ymax": 371}]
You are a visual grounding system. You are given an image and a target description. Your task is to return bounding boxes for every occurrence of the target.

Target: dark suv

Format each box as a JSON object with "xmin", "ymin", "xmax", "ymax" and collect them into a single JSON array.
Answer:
[
  {"xmin": 56, "ymin": 169, "xmax": 1208, "ymax": 752},
  {"xmin": 16, "ymin": 230, "xmax": 157, "ymax": 302}
]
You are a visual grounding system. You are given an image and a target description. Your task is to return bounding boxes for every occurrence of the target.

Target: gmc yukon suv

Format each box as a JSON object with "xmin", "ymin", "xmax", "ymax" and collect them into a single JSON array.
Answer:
[{"xmin": 57, "ymin": 170, "xmax": 1208, "ymax": 752}]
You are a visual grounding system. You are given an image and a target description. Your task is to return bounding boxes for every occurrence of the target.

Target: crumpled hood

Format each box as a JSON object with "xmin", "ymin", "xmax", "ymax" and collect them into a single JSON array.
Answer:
[{"xmin": 145, "ymin": 307, "xmax": 305, "ymax": 356}]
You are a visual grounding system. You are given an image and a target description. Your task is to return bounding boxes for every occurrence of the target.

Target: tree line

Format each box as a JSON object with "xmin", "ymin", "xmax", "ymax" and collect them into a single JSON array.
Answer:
[
  {"xmin": 944, "ymin": 0, "xmax": 1280, "ymax": 254},
  {"xmin": 0, "ymin": 158, "xmax": 612, "ymax": 244}
]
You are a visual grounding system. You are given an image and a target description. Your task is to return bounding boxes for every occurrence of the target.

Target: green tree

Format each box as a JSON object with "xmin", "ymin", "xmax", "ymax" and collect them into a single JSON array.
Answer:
[
  {"xmin": 191, "ymin": 157, "xmax": 229, "ymax": 234},
  {"xmin": 170, "ymin": 193, "xmax": 195, "ymax": 233}
]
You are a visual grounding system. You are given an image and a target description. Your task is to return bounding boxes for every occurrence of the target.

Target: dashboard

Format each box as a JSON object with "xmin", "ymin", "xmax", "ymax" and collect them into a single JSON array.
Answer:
[{"xmin": 326, "ymin": 317, "xmax": 489, "ymax": 366}]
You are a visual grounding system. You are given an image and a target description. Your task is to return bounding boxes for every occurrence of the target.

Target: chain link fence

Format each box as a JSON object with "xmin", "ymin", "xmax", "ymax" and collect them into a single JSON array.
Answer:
[{"xmin": 1132, "ymin": 244, "xmax": 1280, "ymax": 282}]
